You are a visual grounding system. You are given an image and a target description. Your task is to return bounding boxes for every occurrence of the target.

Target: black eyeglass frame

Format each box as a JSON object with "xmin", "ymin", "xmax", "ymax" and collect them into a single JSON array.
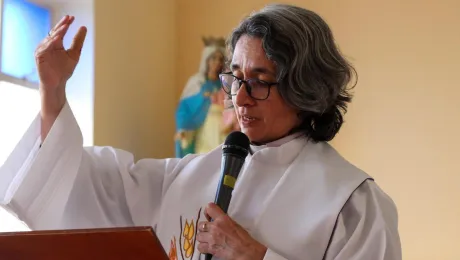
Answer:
[{"xmin": 219, "ymin": 72, "xmax": 279, "ymax": 101}]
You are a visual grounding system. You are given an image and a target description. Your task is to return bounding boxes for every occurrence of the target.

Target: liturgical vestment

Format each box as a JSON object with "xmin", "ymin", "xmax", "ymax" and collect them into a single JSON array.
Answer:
[{"xmin": 0, "ymin": 102, "xmax": 402, "ymax": 260}]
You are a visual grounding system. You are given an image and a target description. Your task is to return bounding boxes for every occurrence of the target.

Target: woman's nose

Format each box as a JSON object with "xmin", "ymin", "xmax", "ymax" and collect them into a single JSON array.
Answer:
[{"xmin": 234, "ymin": 83, "xmax": 255, "ymax": 107}]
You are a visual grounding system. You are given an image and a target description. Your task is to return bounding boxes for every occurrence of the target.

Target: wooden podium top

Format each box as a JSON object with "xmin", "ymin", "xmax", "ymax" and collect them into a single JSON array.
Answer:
[{"xmin": 0, "ymin": 226, "xmax": 169, "ymax": 260}]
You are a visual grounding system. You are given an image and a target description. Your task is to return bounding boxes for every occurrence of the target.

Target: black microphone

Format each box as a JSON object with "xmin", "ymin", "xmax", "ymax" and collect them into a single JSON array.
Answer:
[{"xmin": 205, "ymin": 131, "xmax": 250, "ymax": 260}]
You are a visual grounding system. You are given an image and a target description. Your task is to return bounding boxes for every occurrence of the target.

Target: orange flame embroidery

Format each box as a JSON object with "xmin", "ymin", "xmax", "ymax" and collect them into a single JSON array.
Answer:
[{"xmin": 168, "ymin": 236, "xmax": 178, "ymax": 260}]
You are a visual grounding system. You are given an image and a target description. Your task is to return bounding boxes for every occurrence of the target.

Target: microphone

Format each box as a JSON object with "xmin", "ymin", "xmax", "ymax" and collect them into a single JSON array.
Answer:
[{"xmin": 205, "ymin": 131, "xmax": 250, "ymax": 260}]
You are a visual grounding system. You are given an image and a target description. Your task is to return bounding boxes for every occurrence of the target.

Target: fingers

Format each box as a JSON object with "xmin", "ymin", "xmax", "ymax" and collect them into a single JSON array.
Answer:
[
  {"xmin": 205, "ymin": 203, "xmax": 225, "ymax": 220},
  {"xmin": 42, "ymin": 15, "xmax": 74, "ymax": 52},
  {"xmin": 197, "ymin": 242, "xmax": 210, "ymax": 254},
  {"xmin": 49, "ymin": 15, "xmax": 74, "ymax": 37},
  {"xmin": 50, "ymin": 15, "xmax": 70, "ymax": 34},
  {"xmin": 204, "ymin": 209, "xmax": 211, "ymax": 221},
  {"xmin": 198, "ymin": 221, "xmax": 209, "ymax": 232},
  {"xmin": 52, "ymin": 18, "xmax": 74, "ymax": 40},
  {"xmin": 50, "ymin": 24, "xmax": 70, "ymax": 49},
  {"xmin": 197, "ymin": 242, "xmax": 222, "ymax": 255},
  {"xmin": 196, "ymin": 228, "xmax": 212, "ymax": 242},
  {"xmin": 196, "ymin": 221, "xmax": 214, "ymax": 254},
  {"xmin": 68, "ymin": 16, "xmax": 75, "ymax": 25},
  {"xmin": 36, "ymin": 21, "xmax": 72, "ymax": 58},
  {"xmin": 68, "ymin": 26, "xmax": 87, "ymax": 61},
  {"xmin": 197, "ymin": 236, "xmax": 223, "ymax": 255}
]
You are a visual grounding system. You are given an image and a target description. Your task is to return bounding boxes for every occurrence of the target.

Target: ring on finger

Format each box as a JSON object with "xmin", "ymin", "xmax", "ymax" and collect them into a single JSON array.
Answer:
[{"xmin": 202, "ymin": 222, "xmax": 207, "ymax": 231}]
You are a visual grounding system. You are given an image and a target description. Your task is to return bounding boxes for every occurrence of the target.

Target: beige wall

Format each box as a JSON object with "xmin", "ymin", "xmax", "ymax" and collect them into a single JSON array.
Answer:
[
  {"xmin": 94, "ymin": 0, "xmax": 176, "ymax": 159},
  {"xmin": 177, "ymin": 0, "xmax": 460, "ymax": 259}
]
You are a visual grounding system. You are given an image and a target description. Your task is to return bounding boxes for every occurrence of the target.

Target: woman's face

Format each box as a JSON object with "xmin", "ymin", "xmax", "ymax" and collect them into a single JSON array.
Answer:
[
  {"xmin": 207, "ymin": 51, "xmax": 224, "ymax": 76},
  {"xmin": 231, "ymin": 35, "xmax": 300, "ymax": 144}
]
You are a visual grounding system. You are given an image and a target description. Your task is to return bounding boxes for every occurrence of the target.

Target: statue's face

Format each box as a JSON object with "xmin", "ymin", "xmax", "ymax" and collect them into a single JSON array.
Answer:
[{"xmin": 207, "ymin": 51, "xmax": 224, "ymax": 75}]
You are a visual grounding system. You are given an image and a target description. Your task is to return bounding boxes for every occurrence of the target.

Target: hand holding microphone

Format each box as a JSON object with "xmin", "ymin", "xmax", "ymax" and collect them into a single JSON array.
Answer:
[{"xmin": 196, "ymin": 132, "xmax": 267, "ymax": 260}]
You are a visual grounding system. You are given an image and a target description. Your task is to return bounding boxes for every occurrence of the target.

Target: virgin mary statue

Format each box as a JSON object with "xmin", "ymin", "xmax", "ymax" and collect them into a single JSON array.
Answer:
[{"xmin": 174, "ymin": 37, "xmax": 239, "ymax": 158}]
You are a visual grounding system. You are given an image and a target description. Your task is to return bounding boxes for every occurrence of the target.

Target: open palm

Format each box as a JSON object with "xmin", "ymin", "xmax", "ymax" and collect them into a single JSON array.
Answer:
[{"xmin": 35, "ymin": 15, "xmax": 87, "ymax": 91}]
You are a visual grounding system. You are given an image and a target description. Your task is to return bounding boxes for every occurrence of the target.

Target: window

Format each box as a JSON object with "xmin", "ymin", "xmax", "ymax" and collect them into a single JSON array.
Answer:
[
  {"xmin": 1, "ymin": 0, "xmax": 51, "ymax": 83},
  {"xmin": 0, "ymin": 0, "xmax": 51, "ymax": 232}
]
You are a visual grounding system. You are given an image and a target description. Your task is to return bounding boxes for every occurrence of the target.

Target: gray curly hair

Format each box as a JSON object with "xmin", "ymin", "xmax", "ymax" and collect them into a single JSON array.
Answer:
[{"xmin": 227, "ymin": 4, "xmax": 357, "ymax": 142}]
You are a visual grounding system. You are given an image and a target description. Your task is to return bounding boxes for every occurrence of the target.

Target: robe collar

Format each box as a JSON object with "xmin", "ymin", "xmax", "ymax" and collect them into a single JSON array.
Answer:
[{"xmin": 248, "ymin": 132, "xmax": 308, "ymax": 165}]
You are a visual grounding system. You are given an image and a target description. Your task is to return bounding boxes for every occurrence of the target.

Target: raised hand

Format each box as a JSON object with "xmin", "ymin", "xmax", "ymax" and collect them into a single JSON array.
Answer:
[
  {"xmin": 36, "ymin": 15, "xmax": 87, "ymax": 141},
  {"xmin": 35, "ymin": 15, "xmax": 87, "ymax": 92}
]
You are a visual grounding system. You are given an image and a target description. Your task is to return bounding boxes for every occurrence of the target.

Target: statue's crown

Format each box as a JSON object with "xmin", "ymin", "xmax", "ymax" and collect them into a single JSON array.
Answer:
[{"xmin": 202, "ymin": 36, "xmax": 226, "ymax": 47}]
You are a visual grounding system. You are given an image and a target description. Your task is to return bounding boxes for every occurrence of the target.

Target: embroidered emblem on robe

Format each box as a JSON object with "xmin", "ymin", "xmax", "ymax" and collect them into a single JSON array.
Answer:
[
  {"xmin": 170, "ymin": 207, "xmax": 202, "ymax": 260},
  {"xmin": 183, "ymin": 219, "xmax": 195, "ymax": 257}
]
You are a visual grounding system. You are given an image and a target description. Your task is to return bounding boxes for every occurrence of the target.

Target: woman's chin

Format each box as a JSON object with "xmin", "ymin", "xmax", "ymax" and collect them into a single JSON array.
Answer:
[{"xmin": 240, "ymin": 128, "xmax": 263, "ymax": 144}]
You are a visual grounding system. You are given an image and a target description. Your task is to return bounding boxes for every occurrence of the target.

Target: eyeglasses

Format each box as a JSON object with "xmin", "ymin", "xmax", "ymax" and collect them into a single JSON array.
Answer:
[{"xmin": 219, "ymin": 72, "xmax": 278, "ymax": 100}]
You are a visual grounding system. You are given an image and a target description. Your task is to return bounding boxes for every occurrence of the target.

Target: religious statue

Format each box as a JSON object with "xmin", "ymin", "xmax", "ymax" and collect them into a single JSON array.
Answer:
[{"xmin": 174, "ymin": 37, "xmax": 239, "ymax": 158}]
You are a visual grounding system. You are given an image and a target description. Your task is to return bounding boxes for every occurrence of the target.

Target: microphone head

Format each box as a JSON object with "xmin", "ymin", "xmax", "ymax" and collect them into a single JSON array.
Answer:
[{"xmin": 222, "ymin": 131, "xmax": 250, "ymax": 158}]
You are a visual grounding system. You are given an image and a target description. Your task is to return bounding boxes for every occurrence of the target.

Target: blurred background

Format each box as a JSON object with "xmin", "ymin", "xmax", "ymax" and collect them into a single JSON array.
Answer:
[{"xmin": 0, "ymin": 0, "xmax": 458, "ymax": 259}]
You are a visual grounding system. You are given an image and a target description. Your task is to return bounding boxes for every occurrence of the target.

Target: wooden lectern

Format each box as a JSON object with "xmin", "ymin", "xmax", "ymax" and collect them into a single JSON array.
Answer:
[{"xmin": 0, "ymin": 226, "xmax": 169, "ymax": 259}]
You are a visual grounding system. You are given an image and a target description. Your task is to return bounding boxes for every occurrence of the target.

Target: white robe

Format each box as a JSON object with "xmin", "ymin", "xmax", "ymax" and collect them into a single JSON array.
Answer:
[{"xmin": 0, "ymin": 102, "xmax": 402, "ymax": 260}]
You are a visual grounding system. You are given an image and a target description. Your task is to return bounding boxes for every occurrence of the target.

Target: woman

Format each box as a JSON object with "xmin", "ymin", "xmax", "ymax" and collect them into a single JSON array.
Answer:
[
  {"xmin": 0, "ymin": 4, "xmax": 401, "ymax": 260},
  {"xmin": 175, "ymin": 37, "xmax": 233, "ymax": 157}
]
